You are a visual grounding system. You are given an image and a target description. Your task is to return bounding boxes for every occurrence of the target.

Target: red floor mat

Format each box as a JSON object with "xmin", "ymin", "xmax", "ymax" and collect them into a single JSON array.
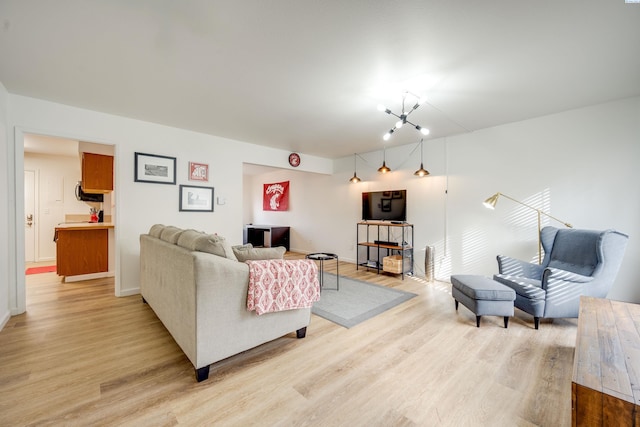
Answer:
[{"xmin": 25, "ymin": 265, "xmax": 57, "ymax": 275}]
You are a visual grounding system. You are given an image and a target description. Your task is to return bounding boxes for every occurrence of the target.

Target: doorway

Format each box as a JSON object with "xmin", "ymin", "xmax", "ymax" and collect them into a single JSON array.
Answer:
[
  {"xmin": 14, "ymin": 130, "xmax": 118, "ymax": 314},
  {"xmin": 24, "ymin": 170, "xmax": 36, "ymax": 263}
]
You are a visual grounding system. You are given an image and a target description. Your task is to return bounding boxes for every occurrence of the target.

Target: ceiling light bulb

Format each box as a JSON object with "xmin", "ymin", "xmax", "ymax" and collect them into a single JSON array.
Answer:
[
  {"xmin": 377, "ymin": 104, "xmax": 386, "ymax": 112},
  {"xmin": 395, "ymin": 120, "xmax": 403, "ymax": 128},
  {"xmin": 383, "ymin": 132, "xmax": 391, "ymax": 141},
  {"xmin": 418, "ymin": 97, "xmax": 427, "ymax": 105},
  {"xmin": 420, "ymin": 127, "xmax": 430, "ymax": 135}
]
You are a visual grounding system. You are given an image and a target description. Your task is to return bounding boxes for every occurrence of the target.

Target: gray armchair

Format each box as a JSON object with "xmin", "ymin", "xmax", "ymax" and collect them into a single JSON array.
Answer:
[{"xmin": 493, "ymin": 226, "xmax": 629, "ymax": 329}]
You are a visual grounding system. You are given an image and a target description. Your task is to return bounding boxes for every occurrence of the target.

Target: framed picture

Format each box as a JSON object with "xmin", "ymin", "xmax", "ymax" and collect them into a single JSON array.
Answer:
[
  {"xmin": 134, "ymin": 152, "xmax": 176, "ymax": 184},
  {"xmin": 179, "ymin": 185, "xmax": 214, "ymax": 212},
  {"xmin": 189, "ymin": 161, "xmax": 209, "ymax": 182},
  {"xmin": 381, "ymin": 198, "xmax": 392, "ymax": 212},
  {"xmin": 392, "ymin": 190, "xmax": 403, "ymax": 199}
]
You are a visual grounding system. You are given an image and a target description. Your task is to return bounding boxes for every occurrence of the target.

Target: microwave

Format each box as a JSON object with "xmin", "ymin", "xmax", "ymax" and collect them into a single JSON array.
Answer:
[{"xmin": 75, "ymin": 182, "xmax": 104, "ymax": 203}]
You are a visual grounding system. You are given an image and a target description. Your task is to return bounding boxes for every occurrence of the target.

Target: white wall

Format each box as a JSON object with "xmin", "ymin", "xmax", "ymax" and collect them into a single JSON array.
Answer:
[
  {"xmin": 5, "ymin": 94, "xmax": 333, "ymax": 315},
  {"xmin": 245, "ymin": 97, "xmax": 640, "ymax": 303},
  {"xmin": 3, "ymin": 90, "xmax": 639, "ymax": 324},
  {"xmin": 0, "ymin": 80, "xmax": 9, "ymax": 328}
]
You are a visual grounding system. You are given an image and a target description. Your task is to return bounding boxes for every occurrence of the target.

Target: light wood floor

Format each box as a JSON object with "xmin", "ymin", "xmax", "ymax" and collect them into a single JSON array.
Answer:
[{"xmin": 1, "ymin": 255, "xmax": 577, "ymax": 426}]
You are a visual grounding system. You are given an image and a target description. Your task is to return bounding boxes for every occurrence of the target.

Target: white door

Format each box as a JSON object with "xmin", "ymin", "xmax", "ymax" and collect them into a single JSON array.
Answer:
[{"xmin": 24, "ymin": 170, "xmax": 36, "ymax": 263}]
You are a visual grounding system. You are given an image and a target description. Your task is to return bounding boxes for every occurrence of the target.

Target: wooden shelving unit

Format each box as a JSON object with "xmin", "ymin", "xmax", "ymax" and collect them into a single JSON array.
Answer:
[{"xmin": 356, "ymin": 221, "xmax": 413, "ymax": 279}]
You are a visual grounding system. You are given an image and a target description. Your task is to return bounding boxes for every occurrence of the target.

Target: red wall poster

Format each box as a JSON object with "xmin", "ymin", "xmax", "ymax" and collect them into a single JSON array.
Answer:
[{"xmin": 263, "ymin": 181, "xmax": 289, "ymax": 211}]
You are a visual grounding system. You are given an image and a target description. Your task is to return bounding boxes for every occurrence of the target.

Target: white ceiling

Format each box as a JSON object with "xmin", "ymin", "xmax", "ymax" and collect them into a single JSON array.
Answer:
[
  {"xmin": 23, "ymin": 133, "xmax": 78, "ymax": 157},
  {"xmin": 1, "ymin": 1, "xmax": 639, "ymax": 159}
]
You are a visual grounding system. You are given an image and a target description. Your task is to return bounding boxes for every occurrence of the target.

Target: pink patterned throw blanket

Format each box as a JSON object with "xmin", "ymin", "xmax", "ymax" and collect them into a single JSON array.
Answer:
[{"xmin": 246, "ymin": 259, "xmax": 320, "ymax": 315}]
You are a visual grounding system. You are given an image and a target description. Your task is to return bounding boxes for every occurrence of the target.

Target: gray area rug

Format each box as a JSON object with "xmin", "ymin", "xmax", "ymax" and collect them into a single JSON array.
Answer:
[{"xmin": 311, "ymin": 273, "xmax": 417, "ymax": 328}]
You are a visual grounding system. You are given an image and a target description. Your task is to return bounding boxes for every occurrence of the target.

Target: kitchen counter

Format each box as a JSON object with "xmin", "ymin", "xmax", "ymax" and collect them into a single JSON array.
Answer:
[
  {"xmin": 54, "ymin": 223, "xmax": 115, "ymax": 279},
  {"xmin": 55, "ymin": 222, "xmax": 115, "ymax": 231}
]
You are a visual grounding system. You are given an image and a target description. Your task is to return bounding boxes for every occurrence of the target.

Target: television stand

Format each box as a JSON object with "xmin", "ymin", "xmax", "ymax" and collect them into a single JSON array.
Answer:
[{"xmin": 356, "ymin": 221, "xmax": 414, "ymax": 279}]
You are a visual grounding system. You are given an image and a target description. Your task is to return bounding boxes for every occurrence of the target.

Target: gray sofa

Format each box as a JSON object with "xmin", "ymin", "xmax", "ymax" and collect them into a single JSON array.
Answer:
[{"xmin": 140, "ymin": 224, "xmax": 312, "ymax": 381}]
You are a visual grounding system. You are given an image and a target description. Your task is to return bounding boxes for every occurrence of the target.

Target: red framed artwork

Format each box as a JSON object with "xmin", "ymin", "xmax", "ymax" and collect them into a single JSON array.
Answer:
[
  {"xmin": 189, "ymin": 162, "xmax": 209, "ymax": 182},
  {"xmin": 263, "ymin": 181, "xmax": 289, "ymax": 211}
]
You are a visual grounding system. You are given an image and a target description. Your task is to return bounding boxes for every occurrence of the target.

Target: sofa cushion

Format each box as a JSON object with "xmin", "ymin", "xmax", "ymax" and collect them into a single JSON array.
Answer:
[
  {"xmin": 234, "ymin": 245, "xmax": 286, "ymax": 262},
  {"xmin": 160, "ymin": 226, "xmax": 184, "ymax": 244},
  {"xmin": 176, "ymin": 229, "xmax": 205, "ymax": 249},
  {"xmin": 149, "ymin": 224, "xmax": 165, "ymax": 238}
]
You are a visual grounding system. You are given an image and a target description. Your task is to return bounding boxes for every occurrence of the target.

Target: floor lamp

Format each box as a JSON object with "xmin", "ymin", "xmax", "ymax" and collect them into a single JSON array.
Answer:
[{"xmin": 483, "ymin": 192, "xmax": 573, "ymax": 264}]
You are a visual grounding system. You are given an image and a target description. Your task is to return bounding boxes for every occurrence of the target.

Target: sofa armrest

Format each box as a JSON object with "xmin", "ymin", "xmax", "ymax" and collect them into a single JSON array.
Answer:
[{"xmin": 496, "ymin": 255, "xmax": 544, "ymax": 279}]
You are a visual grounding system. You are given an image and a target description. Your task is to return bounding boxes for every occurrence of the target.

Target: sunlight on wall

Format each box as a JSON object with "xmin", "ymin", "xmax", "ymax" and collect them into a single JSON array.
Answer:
[
  {"xmin": 412, "ymin": 235, "xmax": 451, "ymax": 282},
  {"xmin": 496, "ymin": 188, "xmax": 555, "ymax": 264},
  {"xmin": 461, "ymin": 226, "xmax": 491, "ymax": 272}
]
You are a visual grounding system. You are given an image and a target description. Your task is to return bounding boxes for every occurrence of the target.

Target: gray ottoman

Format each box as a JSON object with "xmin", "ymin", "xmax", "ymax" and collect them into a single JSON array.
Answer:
[{"xmin": 451, "ymin": 275, "xmax": 516, "ymax": 328}]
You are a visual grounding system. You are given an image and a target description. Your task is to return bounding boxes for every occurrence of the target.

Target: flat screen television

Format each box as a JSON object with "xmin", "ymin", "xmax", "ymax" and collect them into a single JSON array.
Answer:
[{"xmin": 362, "ymin": 190, "xmax": 407, "ymax": 222}]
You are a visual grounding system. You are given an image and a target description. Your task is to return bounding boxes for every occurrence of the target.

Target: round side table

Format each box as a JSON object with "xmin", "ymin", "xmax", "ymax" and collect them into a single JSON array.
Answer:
[{"xmin": 305, "ymin": 253, "xmax": 339, "ymax": 291}]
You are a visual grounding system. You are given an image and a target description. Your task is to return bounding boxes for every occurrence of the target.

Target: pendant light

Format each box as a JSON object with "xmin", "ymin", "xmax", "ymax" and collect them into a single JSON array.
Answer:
[
  {"xmin": 349, "ymin": 153, "xmax": 361, "ymax": 183},
  {"xmin": 378, "ymin": 146, "xmax": 391, "ymax": 173},
  {"xmin": 414, "ymin": 139, "xmax": 430, "ymax": 177}
]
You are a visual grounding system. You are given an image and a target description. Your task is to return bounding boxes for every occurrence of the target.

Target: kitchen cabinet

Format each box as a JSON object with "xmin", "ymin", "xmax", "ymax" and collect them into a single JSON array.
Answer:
[
  {"xmin": 55, "ymin": 223, "xmax": 113, "ymax": 277},
  {"xmin": 82, "ymin": 152, "xmax": 113, "ymax": 193}
]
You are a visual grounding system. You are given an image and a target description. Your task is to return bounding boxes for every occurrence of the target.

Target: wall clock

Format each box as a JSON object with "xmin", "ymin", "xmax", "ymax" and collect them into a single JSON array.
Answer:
[{"xmin": 288, "ymin": 152, "xmax": 301, "ymax": 167}]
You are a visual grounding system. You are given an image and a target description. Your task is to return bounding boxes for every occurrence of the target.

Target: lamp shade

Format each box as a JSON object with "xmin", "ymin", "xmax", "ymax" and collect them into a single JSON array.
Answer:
[
  {"xmin": 349, "ymin": 153, "xmax": 361, "ymax": 183},
  {"xmin": 414, "ymin": 163, "xmax": 430, "ymax": 177},
  {"xmin": 378, "ymin": 147, "xmax": 391, "ymax": 173},
  {"xmin": 378, "ymin": 161, "xmax": 391, "ymax": 173},
  {"xmin": 414, "ymin": 139, "xmax": 429, "ymax": 177},
  {"xmin": 483, "ymin": 193, "xmax": 500, "ymax": 209}
]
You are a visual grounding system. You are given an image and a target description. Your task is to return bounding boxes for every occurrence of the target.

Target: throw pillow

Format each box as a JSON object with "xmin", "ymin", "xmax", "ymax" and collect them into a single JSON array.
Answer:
[
  {"xmin": 192, "ymin": 234, "xmax": 238, "ymax": 261},
  {"xmin": 233, "ymin": 246, "xmax": 286, "ymax": 262}
]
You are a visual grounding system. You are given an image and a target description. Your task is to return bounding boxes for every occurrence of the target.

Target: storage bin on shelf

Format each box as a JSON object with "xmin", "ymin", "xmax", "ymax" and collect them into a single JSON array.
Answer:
[{"xmin": 383, "ymin": 255, "xmax": 411, "ymax": 274}]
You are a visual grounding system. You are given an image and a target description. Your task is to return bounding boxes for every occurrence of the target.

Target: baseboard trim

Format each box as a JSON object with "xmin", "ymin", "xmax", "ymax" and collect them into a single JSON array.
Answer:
[
  {"xmin": 117, "ymin": 287, "xmax": 140, "ymax": 297},
  {"xmin": 0, "ymin": 310, "xmax": 10, "ymax": 331},
  {"xmin": 63, "ymin": 271, "xmax": 114, "ymax": 283}
]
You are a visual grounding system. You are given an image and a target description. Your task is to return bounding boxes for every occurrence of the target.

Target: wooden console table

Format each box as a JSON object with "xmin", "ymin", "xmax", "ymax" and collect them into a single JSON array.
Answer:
[{"xmin": 572, "ymin": 296, "xmax": 640, "ymax": 426}]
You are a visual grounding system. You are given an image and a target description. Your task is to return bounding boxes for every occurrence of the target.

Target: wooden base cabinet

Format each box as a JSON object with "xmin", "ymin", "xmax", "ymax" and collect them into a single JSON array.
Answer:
[{"xmin": 55, "ymin": 228, "xmax": 109, "ymax": 276}]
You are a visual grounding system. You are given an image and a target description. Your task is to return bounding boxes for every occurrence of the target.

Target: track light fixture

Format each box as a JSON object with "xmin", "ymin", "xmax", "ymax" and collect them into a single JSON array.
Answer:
[
  {"xmin": 414, "ymin": 139, "xmax": 430, "ymax": 177},
  {"xmin": 349, "ymin": 153, "xmax": 361, "ymax": 183},
  {"xmin": 378, "ymin": 92, "xmax": 430, "ymax": 141}
]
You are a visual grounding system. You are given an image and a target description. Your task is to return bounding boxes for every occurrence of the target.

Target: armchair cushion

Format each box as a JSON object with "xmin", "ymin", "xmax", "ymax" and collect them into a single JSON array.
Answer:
[
  {"xmin": 493, "ymin": 274, "xmax": 546, "ymax": 301},
  {"xmin": 546, "ymin": 229, "xmax": 600, "ymax": 276}
]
